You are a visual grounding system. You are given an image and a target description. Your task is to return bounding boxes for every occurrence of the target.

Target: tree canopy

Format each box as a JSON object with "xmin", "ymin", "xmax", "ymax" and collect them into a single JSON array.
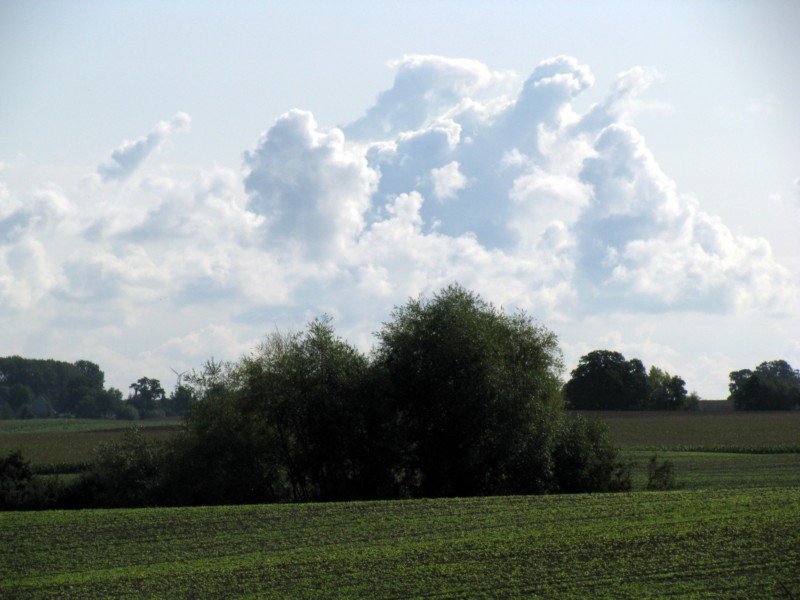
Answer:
[
  {"xmin": 563, "ymin": 350, "xmax": 697, "ymax": 410},
  {"xmin": 0, "ymin": 356, "xmax": 119, "ymax": 419},
  {"xmin": 375, "ymin": 284, "xmax": 564, "ymax": 497},
  {"xmin": 728, "ymin": 360, "xmax": 800, "ymax": 410},
  {"xmin": 140, "ymin": 285, "xmax": 629, "ymax": 507}
]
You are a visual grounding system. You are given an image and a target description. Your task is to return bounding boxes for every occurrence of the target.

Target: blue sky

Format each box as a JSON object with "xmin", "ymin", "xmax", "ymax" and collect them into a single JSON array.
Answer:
[{"xmin": 1, "ymin": 1, "xmax": 799, "ymax": 397}]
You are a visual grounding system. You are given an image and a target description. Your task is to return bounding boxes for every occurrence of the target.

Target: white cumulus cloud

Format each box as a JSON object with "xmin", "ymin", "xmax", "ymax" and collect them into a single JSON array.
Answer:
[
  {"xmin": 1, "ymin": 57, "xmax": 797, "ymax": 399},
  {"xmin": 96, "ymin": 112, "xmax": 191, "ymax": 183}
]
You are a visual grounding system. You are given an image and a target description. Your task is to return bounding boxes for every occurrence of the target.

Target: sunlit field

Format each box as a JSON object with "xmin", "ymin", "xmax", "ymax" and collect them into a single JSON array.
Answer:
[{"xmin": 2, "ymin": 488, "xmax": 798, "ymax": 598}]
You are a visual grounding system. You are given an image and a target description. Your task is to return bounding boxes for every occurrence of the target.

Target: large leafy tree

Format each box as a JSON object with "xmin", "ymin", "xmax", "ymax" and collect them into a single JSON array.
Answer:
[
  {"xmin": 128, "ymin": 377, "xmax": 166, "ymax": 418},
  {"xmin": 563, "ymin": 350, "xmax": 649, "ymax": 410},
  {"xmin": 647, "ymin": 366, "xmax": 691, "ymax": 410},
  {"xmin": 729, "ymin": 360, "xmax": 800, "ymax": 410},
  {"xmin": 0, "ymin": 356, "xmax": 113, "ymax": 417},
  {"xmin": 374, "ymin": 284, "xmax": 564, "ymax": 497}
]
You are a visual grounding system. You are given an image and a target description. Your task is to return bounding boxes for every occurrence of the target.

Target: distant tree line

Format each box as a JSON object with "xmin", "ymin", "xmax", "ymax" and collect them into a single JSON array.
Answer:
[
  {"xmin": 2, "ymin": 286, "xmax": 632, "ymax": 510},
  {"xmin": 728, "ymin": 360, "xmax": 800, "ymax": 411},
  {"xmin": 0, "ymin": 357, "xmax": 120, "ymax": 419},
  {"xmin": 0, "ymin": 357, "xmax": 194, "ymax": 420},
  {"xmin": 563, "ymin": 350, "xmax": 700, "ymax": 410}
]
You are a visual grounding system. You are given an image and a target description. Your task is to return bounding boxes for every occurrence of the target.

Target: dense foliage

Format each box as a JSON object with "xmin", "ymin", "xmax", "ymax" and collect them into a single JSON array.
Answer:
[
  {"xmin": 728, "ymin": 360, "xmax": 800, "ymax": 410},
  {"xmin": 375, "ymin": 286, "xmax": 565, "ymax": 497},
  {"xmin": 563, "ymin": 350, "xmax": 699, "ymax": 410},
  {"xmin": 0, "ymin": 356, "xmax": 195, "ymax": 420},
  {"xmin": 149, "ymin": 286, "xmax": 628, "ymax": 506},
  {"xmin": 0, "ymin": 357, "xmax": 120, "ymax": 419},
  {"xmin": 3, "ymin": 285, "xmax": 633, "ymax": 509}
]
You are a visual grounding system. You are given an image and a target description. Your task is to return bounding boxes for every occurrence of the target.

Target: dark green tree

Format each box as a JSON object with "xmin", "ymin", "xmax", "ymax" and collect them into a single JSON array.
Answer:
[
  {"xmin": 374, "ymin": 284, "xmax": 564, "ymax": 497},
  {"xmin": 729, "ymin": 360, "xmax": 800, "ymax": 410},
  {"xmin": 128, "ymin": 377, "xmax": 166, "ymax": 418},
  {"xmin": 0, "ymin": 356, "xmax": 110, "ymax": 417},
  {"xmin": 7, "ymin": 383, "xmax": 34, "ymax": 413},
  {"xmin": 235, "ymin": 318, "xmax": 397, "ymax": 501},
  {"xmin": 563, "ymin": 350, "xmax": 649, "ymax": 410},
  {"xmin": 647, "ymin": 366, "xmax": 689, "ymax": 410},
  {"xmin": 167, "ymin": 385, "xmax": 196, "ymax": 417}
]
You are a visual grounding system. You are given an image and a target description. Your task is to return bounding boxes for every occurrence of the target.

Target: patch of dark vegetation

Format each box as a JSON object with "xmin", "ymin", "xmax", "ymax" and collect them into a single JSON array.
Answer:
[{"xmin": 2, "ymin": 285, "xmax": 632, "ymax": 510}]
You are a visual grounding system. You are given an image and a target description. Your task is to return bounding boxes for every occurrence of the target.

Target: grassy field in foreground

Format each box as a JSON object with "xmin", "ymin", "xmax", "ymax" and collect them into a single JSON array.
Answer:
[
  {"xmin": 0, "ymin": 420, "xmax": 181, "ymax": 473},
  {"xmin": 2, "ymin": 487, "xmax": 798, "ymax": 598},
  {"xmin": 580, "ymin": 410, "xmax": 800, "ymax": 451}
]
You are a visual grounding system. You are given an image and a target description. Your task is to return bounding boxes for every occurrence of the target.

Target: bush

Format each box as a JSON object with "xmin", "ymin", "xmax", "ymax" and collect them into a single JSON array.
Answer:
[
  {"xmin": 67, "ymin": 428, "xmax": 164, "ymax": 508},
  {"xmin": 0, "ymin": 450, "xmax": 62, "ymax": 510},
  {"xmin": 646, "ymin": 455, "xmax": 676, "ymax": 490},
  {"xmin": 552, "ymin": 416, "xmax": 631, "ymax": 493},
  {"xmin": 115, "ymin": 403, "xmax": 139, "ymax": 420}
]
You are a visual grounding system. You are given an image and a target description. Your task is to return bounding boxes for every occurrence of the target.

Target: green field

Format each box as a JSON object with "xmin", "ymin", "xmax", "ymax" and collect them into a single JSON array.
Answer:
[
  {"xmin": 0, "ymin": 420, "xmax": 181, "ymax": 473},
  {"xmin": 2, "ymin": 487, "xmax": 798, "ymax": 598},
  {"xmin": 586, "ymin": 410, "xmax": 800, "ymax": 491},
  {"xmin": 0, "ymin": 418, "xmax": 179, "ymax": 434},
  {"xmin": 580, "ymin": 410, "xmax": 800, "ymax": 452},
  {"xmin": 625, "ymin": 450, "xmax": 800, "ymax": 490}
]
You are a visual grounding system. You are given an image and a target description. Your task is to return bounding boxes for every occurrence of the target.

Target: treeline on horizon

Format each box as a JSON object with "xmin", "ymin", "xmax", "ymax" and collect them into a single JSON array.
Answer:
[
  {"xmin": 0, "ymin": 358, "xmax": 192, "ymax": 421},
  {"xmin": 3, "ymin": 317, "xmax": 799, "ymax": 421}
]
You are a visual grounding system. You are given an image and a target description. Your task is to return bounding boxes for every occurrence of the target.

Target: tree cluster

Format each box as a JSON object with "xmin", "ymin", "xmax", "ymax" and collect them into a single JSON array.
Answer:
[
  {"xmin": 563, "ymin": 350, "xmax": 699, "ymax": 411},
  {"xmin": 124, "ymin": 377, "xmax": 195, "ymax": 420},
  {"xmin": 0, "ymin": 356, "xmax": 195, "ymax": 420},
  {"xmin": 4, "ymin": 286, "xmax": 632, "ymax": 509},
  {"xmin": 0, "ymin": 357, "xmax": 122, "ymax": 419},
  {"xmin": 728, "ymin": 360, "xmax": 800, "ymax": 410}
]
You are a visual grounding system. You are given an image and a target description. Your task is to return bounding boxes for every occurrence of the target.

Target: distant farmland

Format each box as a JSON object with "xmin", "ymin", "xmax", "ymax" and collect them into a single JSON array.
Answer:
[
  {"xmin": 578, "ymin": 410, "xmax": 800, "ymax": 452},
  {"xmin": 0, "ymin": 419, "xmax": 180, "ymax": 474}
]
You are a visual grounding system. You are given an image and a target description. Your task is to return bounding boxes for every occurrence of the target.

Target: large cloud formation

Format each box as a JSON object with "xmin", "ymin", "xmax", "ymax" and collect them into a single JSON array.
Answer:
[{"xmin": 1, "ymin": 55, "xmax": 797, "ymax": 395}]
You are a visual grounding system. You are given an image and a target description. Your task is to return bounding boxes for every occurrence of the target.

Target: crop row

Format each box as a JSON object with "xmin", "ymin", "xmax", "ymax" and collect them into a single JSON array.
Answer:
[
  {"xmin": 622, "ymin": 450, "xmax": 800, "ymax": 490},
  {"xmin": 0, "ymin": 426, "xmax": 179, "ymax": 468},
  {"xmin": 2, "ymin": 487, "xmax": 798, "ymax": 598},
  {"xmin": 582, "ymin": 410, "xmax": 800, "ymax": 450}
]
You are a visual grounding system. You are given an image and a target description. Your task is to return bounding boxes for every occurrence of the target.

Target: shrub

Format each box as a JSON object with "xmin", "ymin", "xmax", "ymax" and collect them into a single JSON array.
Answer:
[
  {"xmin": 646, "ymin": 455, "xmax": 676, "ymax": 490},
  {"xmin": 67, "ymin": 428, "xmax": 164, "ymax": 508},
  {"xmin": 0, "ymin": 450, "xmax": 62, "ymax": 510},
  {"xmin": 552, "ymin": 415, "xmax": 631, "ymax": 493}
]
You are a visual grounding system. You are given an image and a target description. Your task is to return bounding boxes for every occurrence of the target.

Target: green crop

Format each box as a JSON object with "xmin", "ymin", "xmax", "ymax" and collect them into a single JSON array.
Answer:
[
  {"xmin": 0, "ymin": 419, "xmax": 179, "ymax": 434},
  {"xmin": 0, "ymin": 422, "xmax": 180, "ymax": 474},
  {"xmin": 1, "ymin": 487, "xmax": 798, "ymax": 598},
  {"xmin": 623, "ymin": 450, "xmax": 800, "ymax": 490},
  {"xmin": 578, "ymin": 410, "xmax": 800, "ymax": 451}
]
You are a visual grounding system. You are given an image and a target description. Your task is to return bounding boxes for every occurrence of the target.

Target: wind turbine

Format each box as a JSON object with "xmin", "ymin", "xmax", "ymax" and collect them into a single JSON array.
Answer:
[{"xmin": 170, "ymin": 367, "xmax": 188, "ymax": 388}]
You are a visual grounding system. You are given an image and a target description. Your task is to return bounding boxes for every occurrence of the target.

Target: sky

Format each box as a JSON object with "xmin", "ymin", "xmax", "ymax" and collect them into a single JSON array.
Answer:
[{"xmin": 1, "ymin": 0, "xmax": 799, "ymax": 398}]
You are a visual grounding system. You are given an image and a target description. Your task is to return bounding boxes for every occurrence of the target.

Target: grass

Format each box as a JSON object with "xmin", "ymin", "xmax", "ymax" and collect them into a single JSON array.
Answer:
[
  {"xmin": 0, "ymin": 422, "xmax": 181, "ymax": 473},
  {"xmin": 1, "ymin": 487, "xmax": 798, "ymax": 598},
  {"xmin": 624, "ymin": 450, "xmax": 800, "ymax": 490},
  {"xmin": 579, "ymin": 410, "xmax": 800, "ymax": 452},
  {"xmin": 0, "ymin": 418, "xmax": 179, "ymax": 434}
]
